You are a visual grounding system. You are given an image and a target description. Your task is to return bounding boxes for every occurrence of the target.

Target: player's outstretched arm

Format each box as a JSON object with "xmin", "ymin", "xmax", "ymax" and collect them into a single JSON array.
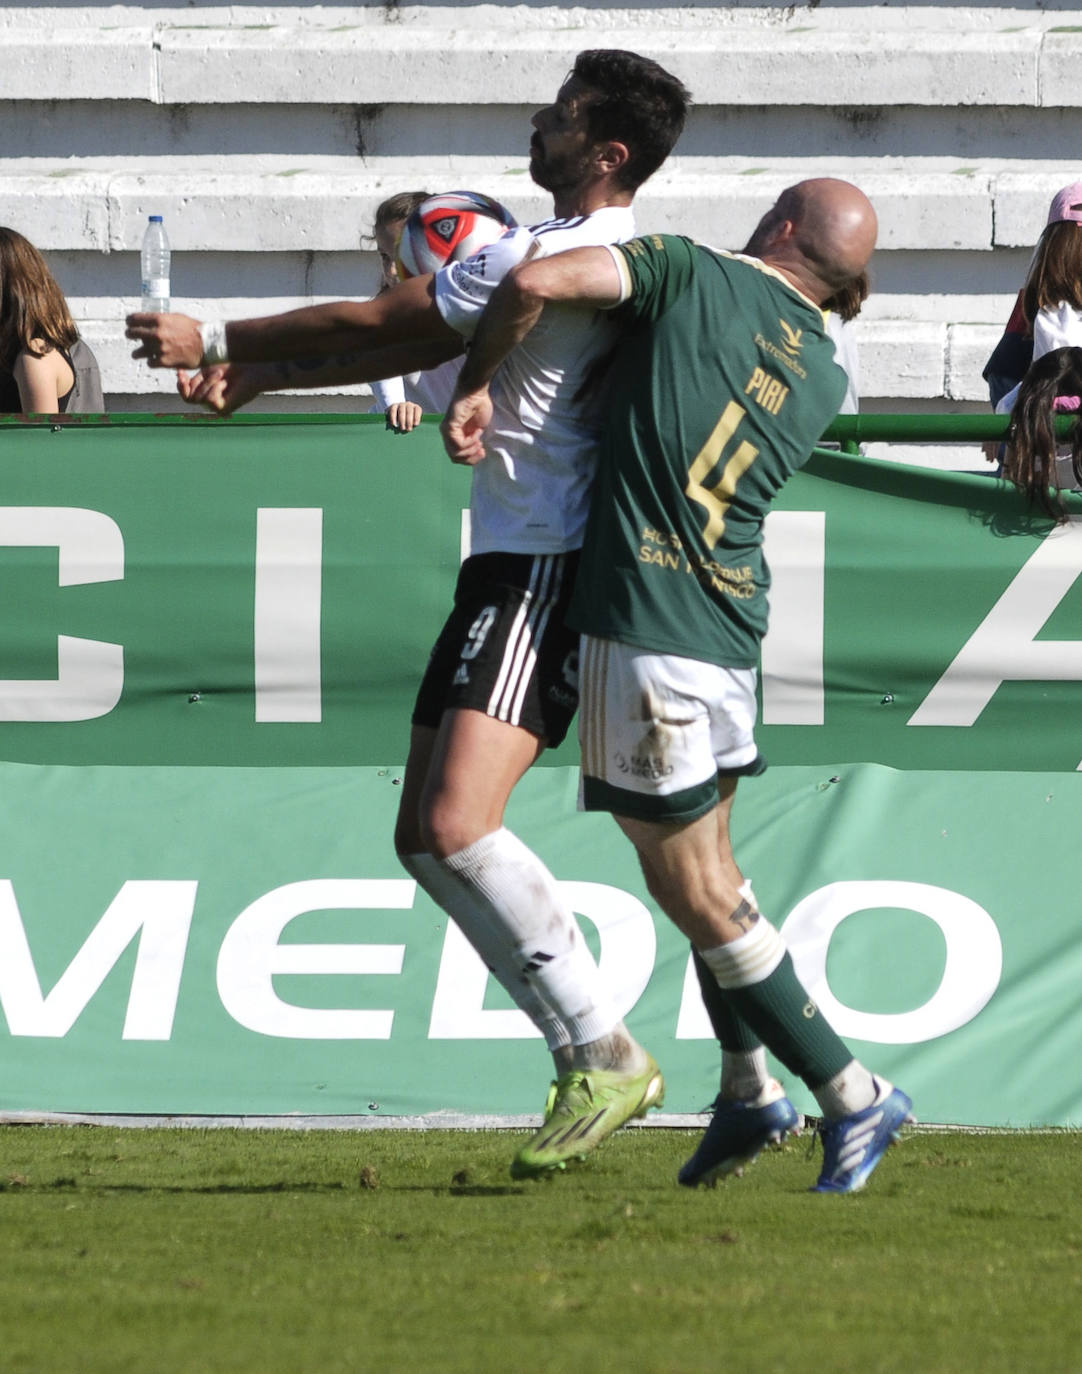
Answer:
[
  {"xmin": 126, "ymin": 272, "xmax": 456, "ymax": 370},
  {"xmin": 178, "ymin": 336, "xmax": 463, "ymax": 415},
  {"xmin": 127, "ymin": 312, "xmax": 204, "ymax": 369}
]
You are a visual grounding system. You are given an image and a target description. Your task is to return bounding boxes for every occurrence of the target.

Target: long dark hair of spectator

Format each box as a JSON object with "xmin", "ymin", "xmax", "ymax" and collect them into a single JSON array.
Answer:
[
  {"xmin": 1003, "ymin": 346, "xmax": 1082, "ymax": 519},
  {"xmin": 1023, "ymin": 221, "xmax": 1082, "ymax": 325},
  {"xmin": 0, "ymin": 226, "xmax": 78, "ymax": 371}
]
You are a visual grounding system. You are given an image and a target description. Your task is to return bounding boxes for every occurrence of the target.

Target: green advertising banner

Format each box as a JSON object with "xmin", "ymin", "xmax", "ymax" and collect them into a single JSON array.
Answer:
[
  {"xmin": 0, "ymin": 417, "xmax": 466, "ymax": 768},
  {"xmin": 1, "ymin": 418, "xmax": 1081, "ymax": 1126},
  {"xmin": 1, "ymin": 418, "xmax": 1082, "ymax": 773},
  {"xmin": 0, "ymin": 758, "xmax": 1078, "ymax": 1128}
]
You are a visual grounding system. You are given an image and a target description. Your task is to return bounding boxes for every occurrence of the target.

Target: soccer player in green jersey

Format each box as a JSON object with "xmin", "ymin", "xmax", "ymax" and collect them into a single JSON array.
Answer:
[{"xmin": 442, "ymin": 179, "xmax": 914, "ymax": 1194}]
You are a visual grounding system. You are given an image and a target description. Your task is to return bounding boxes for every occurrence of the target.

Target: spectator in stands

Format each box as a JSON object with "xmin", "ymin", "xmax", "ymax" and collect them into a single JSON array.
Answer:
[
  {"xmin": 1001, "ymin": 345, "xmax": 1082, "ymax": 519},
  {"xmin": 985, "ymin": 181, "xmax": 1082, "ymax": 414},
  {"xmin": 368, "ymin": 190, "xmax": 440, "ymax": 433},
  {"xmin": 0, "ymin": 227, "xmax": 103, "ymax": 413}
]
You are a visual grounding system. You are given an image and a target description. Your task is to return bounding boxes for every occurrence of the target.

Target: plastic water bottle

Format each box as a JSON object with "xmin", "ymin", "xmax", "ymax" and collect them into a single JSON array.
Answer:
[{"xmin": 140, "ymin": 215, "xmax": 171, "ymax": 312}]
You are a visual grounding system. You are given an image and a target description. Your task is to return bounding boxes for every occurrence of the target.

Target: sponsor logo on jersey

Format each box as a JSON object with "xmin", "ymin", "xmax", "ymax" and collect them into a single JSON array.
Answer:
[
  {"xmin": 754, "ymin": 329, "xmax": 808, "ymax": 381},
  {"xmin": 448, "ymin": 260, "xmax": 492, "ymax": 299},
  {"xmin": 779, "ymin": 319, "xmax": 804, "ymax": 355}
]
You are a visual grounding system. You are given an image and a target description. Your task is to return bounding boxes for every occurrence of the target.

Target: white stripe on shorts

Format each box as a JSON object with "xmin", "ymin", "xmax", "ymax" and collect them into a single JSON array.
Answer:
[
  {"xmin": 487, "ymin": 554, "xmax": 564, "ymax": 725},
  {"xmin": 580, "ymin": 634, "xmax": 608, "ymax": 779}
]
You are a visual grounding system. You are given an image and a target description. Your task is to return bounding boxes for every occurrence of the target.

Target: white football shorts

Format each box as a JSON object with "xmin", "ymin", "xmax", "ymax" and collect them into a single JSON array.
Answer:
[{"xmin": 578, "ymin": 635, "xmax": 766, "ymax": 823}]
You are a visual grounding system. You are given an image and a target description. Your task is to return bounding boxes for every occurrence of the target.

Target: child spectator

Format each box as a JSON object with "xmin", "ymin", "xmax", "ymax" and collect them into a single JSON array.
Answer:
[
  {"xmin": 989, "ymin": 182, "xmax": 1082, "ymax": 415},
  {"xmin": 0, "ymin": 226, "xmax": 104, "ymax": 413},
  {"xmin": 369, "ymin": 191, "xmax": 464, "ymax": 433},
  {"xmin": 1001, "ymin": 345, "xmax": 1082, "ymax": 519}
]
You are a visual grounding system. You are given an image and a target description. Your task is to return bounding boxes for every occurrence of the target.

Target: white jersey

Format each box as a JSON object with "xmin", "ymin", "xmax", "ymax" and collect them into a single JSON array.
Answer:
[
  {"xmin": 434, "ymin": 205, "xmax": 636, "ymax": 555},
  {"xmin": 826, "ymin": 311, "xmax": 860, "ymax": 415},
  {"xmin": 370, "ymin": 356, "xmax": 462, "ymax": 416}
]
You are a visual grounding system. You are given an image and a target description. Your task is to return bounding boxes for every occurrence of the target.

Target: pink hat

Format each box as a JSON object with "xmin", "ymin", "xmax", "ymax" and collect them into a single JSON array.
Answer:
[{"xmin": 1047, "ymin": 182, "xmax": 1082, "ymax": 225}]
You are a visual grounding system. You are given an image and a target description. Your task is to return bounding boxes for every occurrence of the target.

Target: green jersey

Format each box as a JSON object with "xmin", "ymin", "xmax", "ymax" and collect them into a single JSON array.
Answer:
[{"xmin": 568, "ymin": 234, "xmax": 846, "ymax": 668}]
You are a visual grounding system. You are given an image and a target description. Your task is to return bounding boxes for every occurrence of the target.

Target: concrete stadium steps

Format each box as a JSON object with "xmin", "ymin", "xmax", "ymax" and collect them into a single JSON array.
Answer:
[
  {"xmin": 4, "ymin": 7, "xmax": 1082, "ymax": 109},
  {"xmin": 1, "ymin": 153, "xmax": 1067, "ymax": 406},
  {"xmin": 7, "ymin": 154, "xmax": 1077, "ymax": 253}
]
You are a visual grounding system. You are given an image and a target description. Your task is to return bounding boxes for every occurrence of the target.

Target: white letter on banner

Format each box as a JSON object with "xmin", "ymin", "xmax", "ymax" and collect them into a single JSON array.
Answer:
[
  {"xmin": 675, "ymin": 953, "xmax": 713, "ymax": 1038},
  {"xmin": 909, "ymin": 517, "xmax": 1082, "ymax": 738},
  {"xmin": 781, "ymin": 880, "xmax": 1002, "ymax": 1044},
  {"xmin": 0, "ymin": 879, "xmax": 197, "ymax": 1039},
  {"xmin": 428, "ymin": 881, "xmax": 656, "ymax": 1038},
  {"xmin": 254, "ymin": 508, "xmax": 323, "ymax": 723},
  {"xmin": 761, "ymin": 511, "xmax": 826, "ymax": 724},
  {"xmin": 0, "ymin": 508, "xmax": 124, "ymax": 721},
  {"xmin": 217, "ymin": 879, "xmax": 408, "ymax": 1039}
]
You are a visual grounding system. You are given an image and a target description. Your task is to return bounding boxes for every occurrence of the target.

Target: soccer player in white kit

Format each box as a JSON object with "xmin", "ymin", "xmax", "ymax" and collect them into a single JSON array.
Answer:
[{"xmin": 126, "ymin": 51, "xmax": 692, "ymax": 1179}]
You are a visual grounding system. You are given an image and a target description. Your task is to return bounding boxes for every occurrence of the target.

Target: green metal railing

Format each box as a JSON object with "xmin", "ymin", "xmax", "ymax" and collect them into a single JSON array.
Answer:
[
  {"xmin": 0, "ymin": 409, "xmax": 1075, "ymax": 450},
  {"xmin": 820, "ymin": 412, "xmax": 1082, "ymax": 457}
]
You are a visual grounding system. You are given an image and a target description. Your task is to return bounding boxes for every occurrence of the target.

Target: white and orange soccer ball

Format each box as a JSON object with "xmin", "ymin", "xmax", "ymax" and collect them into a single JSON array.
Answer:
[{"xmin": 395, "ymin": 191, "xmax": 517, "ymax": 278}]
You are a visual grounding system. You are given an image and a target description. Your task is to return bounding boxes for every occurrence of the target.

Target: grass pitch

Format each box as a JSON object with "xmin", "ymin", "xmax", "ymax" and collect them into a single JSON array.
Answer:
[{"xmin": 0, "ymin": 1123, "xmax": 1079, "ymax": 1374}]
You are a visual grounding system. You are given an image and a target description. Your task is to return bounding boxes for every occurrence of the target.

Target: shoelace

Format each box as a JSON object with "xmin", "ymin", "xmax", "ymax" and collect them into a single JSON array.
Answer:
[{"xmin": 804, "ymin": 1116, "xmax": 826, "ymax": 1160}]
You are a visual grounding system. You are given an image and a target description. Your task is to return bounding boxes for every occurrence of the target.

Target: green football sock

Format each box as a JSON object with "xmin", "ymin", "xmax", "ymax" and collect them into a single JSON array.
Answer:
[
  {"xmin": 693, "ymin": 947, "xmax": 771, "ymax": 1100},
  {"xmin": 698, "ymin": 921, "xmax": 853, "ymax": 1090},
  {"xmin": 692, "ymin": 946, "xmax": 763, "ymax": 1052}
]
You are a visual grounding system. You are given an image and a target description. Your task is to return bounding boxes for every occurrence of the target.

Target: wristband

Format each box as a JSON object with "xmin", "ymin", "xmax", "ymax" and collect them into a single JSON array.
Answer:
[{"xmin": 199, "ymin": 319, "xmax": 229, "ymax": 365}]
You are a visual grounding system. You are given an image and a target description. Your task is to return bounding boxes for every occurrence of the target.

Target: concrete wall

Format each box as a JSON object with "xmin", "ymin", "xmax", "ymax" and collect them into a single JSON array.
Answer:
[{"xmin": 2, "ymin": 3, "xmax": 1078, "ymax": 463}]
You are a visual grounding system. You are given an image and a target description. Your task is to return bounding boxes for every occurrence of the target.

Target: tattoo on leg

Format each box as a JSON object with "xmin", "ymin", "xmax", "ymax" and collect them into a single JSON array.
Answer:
[{"xmin": 728, "ymin": 898, "xmax": 760, "ymax": 935}]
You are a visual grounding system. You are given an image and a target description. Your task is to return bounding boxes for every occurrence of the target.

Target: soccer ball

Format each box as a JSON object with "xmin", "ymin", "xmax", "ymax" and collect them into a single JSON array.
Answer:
[{"xmin": 395, "ymin": 191, "xmax": 517, "ymax": 278}]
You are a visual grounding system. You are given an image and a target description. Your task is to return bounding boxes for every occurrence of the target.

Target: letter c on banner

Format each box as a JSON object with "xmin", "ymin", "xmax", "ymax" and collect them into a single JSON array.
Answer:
[
  {"xmin": 0, "ymin": 507, "xmax": 124, "ymax": 721},
  {"xmin": 781, "ymin": 881, "xmax": 1003, "ymax": 1044}
]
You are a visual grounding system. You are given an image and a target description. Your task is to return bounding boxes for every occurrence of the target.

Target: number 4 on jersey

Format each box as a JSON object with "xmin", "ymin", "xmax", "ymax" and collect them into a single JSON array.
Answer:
[{"xmin": 685, "ymin": 401, "xmax": 759, "ymax": 549}]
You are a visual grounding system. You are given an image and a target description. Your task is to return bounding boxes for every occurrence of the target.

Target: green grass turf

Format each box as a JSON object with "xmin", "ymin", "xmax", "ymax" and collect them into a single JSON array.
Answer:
[{"xmin": 0, "ymin": 1124, "xmax": 1079, "ymax": 1374}]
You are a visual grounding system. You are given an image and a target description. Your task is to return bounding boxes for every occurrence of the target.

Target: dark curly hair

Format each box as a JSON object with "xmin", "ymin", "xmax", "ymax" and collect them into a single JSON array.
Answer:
[{"xmin": 570, "ymin": 50, "xmax": 690, "ymax": 192}]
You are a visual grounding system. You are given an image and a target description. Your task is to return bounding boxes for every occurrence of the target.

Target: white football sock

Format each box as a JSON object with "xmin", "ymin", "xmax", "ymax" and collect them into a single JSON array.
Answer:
[
  {"xmin": 717, "ymin": 879, "xmax": 770, "ymax": 1100},
  {"xmin": 443, "ymin": 827, "xmax": 620, "ymax": 1047},
  {"xmin": 812, "ymin": 1060, "xmax": 878, "ymax": 1119},
  {"xmin": 697, "ymin": 916, "xmax": 787, "ymax": 989},
  {"xmin": 400, "ymin": 850, "xmax": 570, "ymax": 1051},
  {"xmin": 720, "ymin": 1047, "xmax": 771, "ymax": 1102}
]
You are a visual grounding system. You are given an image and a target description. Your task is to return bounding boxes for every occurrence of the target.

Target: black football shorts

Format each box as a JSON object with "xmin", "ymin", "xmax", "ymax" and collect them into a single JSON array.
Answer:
[{"xmin": 412, "ymin": 551, "xmax": 581, "ymax": 746}]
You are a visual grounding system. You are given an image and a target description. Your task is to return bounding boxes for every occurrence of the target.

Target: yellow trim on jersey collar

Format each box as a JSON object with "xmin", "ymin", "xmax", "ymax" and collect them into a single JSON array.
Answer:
[{"xmin": 702, "ymin": 247, "xmax": 830, "ymax": 325}]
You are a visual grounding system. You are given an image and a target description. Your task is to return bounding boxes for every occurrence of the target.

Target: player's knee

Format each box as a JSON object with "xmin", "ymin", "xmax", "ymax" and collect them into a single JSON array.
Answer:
[
  {"xmin": 644, "ymin": 865, "xmax": 736, "ymax": 939},
  {"xmin": 418, "ymin": 794, "xmax": 486, "ymax": 860}
]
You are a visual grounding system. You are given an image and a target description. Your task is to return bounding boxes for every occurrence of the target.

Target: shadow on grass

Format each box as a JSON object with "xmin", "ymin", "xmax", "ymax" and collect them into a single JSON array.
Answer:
[{"xmin": 4, "ymin": 1177, "xmax": 529, "ymax": 1197}]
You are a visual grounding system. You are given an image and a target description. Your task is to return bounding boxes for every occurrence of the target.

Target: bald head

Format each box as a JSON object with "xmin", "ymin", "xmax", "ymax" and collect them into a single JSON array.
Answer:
[{"xmin": 744, "ymin": 178, "xmax": 878, "ymax": 303}]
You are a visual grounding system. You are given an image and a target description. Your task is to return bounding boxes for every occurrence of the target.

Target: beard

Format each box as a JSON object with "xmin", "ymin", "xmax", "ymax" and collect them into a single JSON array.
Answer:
[{"xmin": 529, "ymin": 138, "xmax": 593, "ymax": 196}]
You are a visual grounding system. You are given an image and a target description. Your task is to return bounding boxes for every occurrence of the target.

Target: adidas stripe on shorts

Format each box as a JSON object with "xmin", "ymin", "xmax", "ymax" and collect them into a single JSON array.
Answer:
[{"xmin": 412, "ymin": 551, "xmax": 580, "ymax": 746}]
